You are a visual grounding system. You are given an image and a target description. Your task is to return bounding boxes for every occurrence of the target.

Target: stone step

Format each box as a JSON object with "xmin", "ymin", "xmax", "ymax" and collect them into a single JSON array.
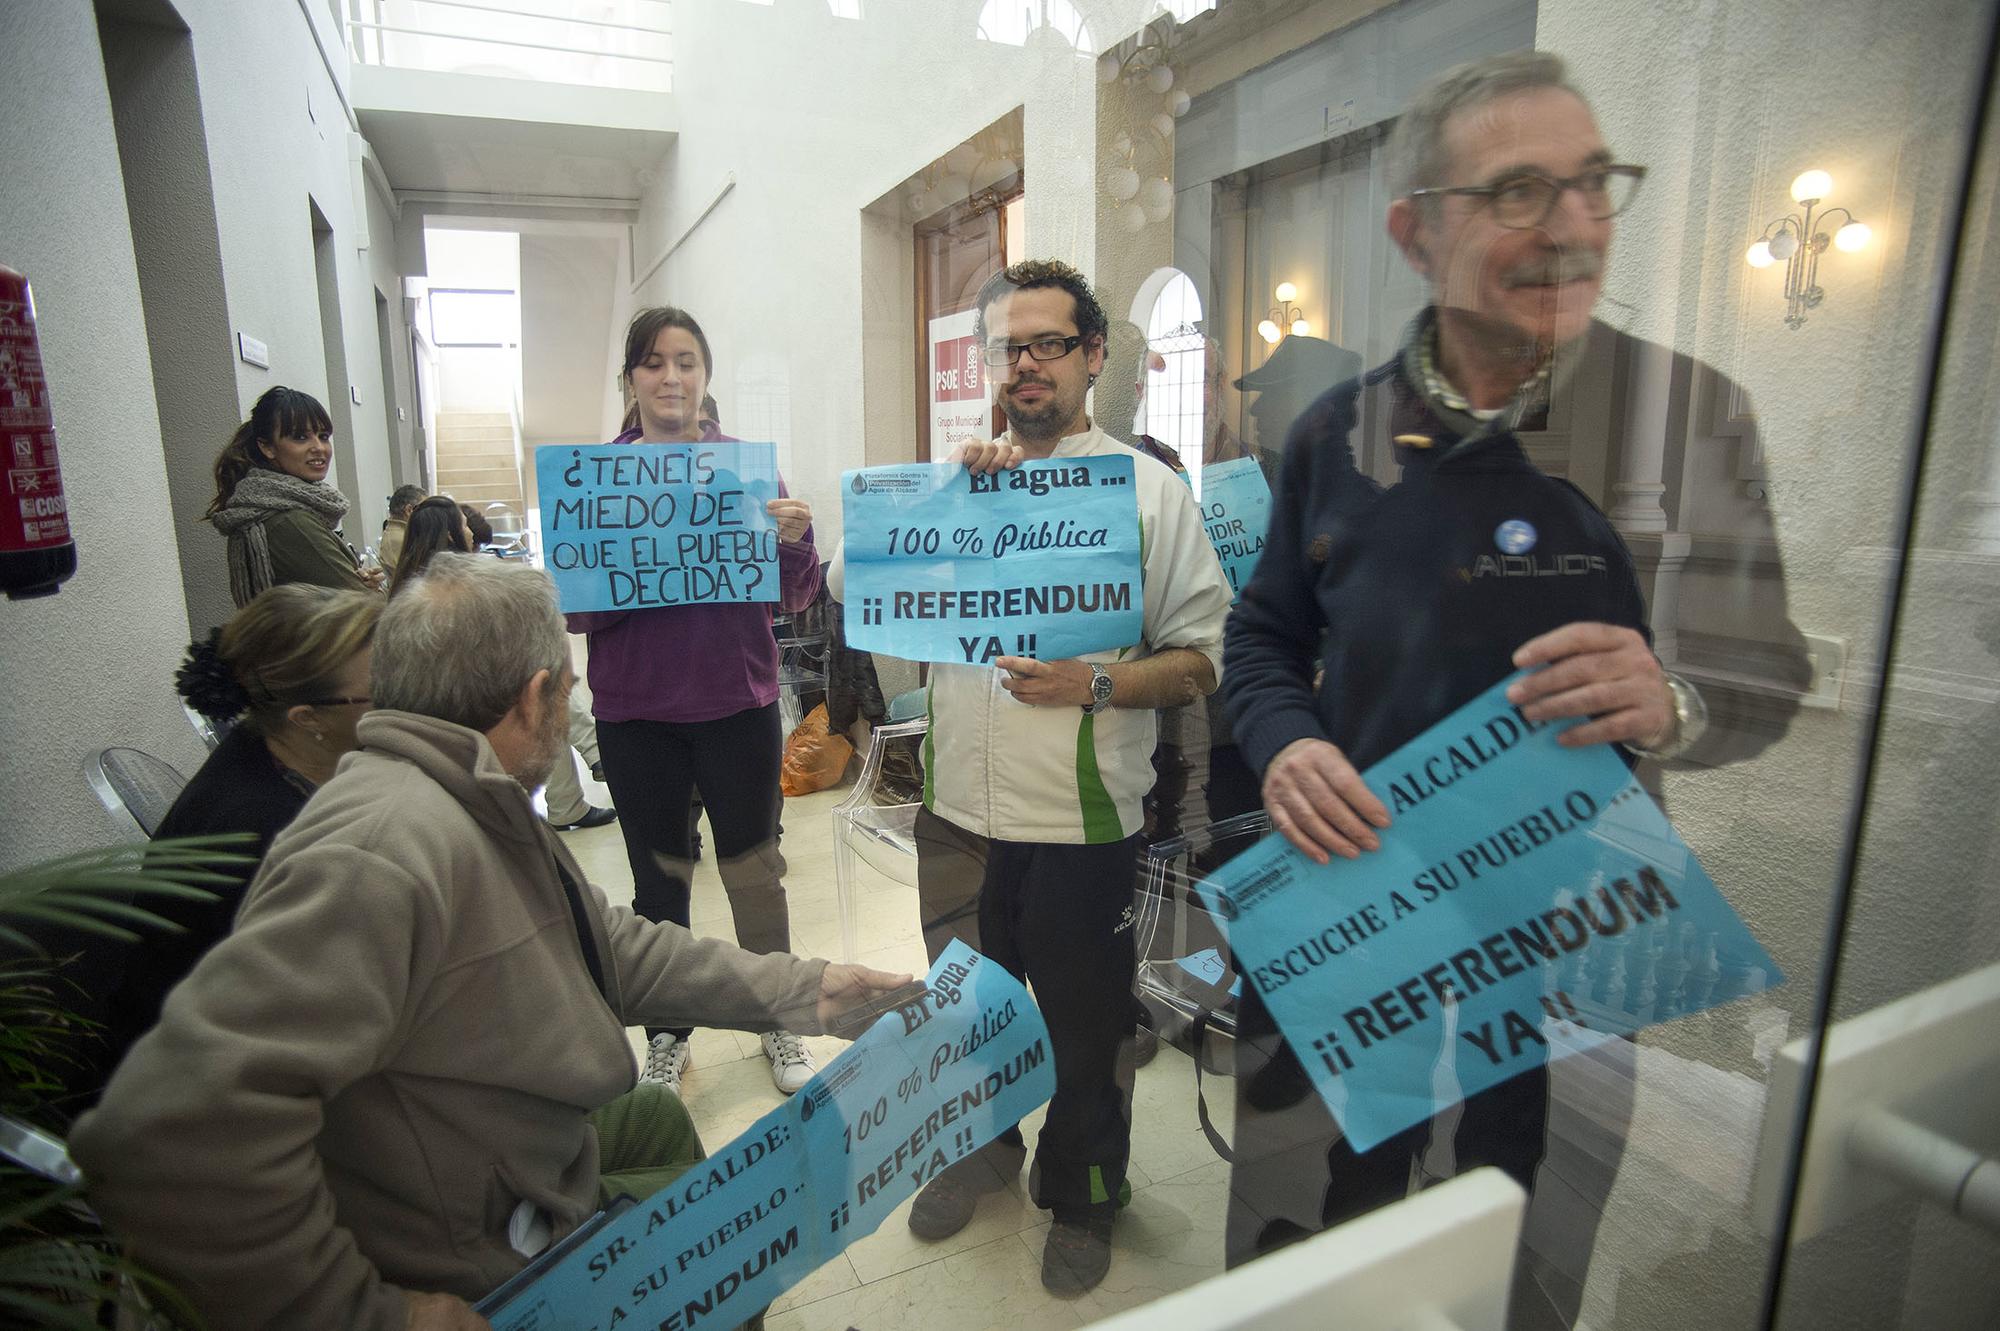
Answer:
[
  {"xmin": 436, "ymin": 466, "xmax": 521, "ymax": 489},
  {"xmin": 437, "ymin": 411, "xmax": 513, "ymax": 429},
  {"xmin": 448, "ymin": 485, "xmax": 525, "ymax": 506},
  {"xmin": 436, "ymin": 427, "xmax": 516, "ymax": 447},
  {"xmin": 438, "ymin": 439, "xmax": 516, "ymax": 461}
]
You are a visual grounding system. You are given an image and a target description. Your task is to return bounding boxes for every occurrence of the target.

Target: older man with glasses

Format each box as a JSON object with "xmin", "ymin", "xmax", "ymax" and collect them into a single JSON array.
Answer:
[
  {"xmin": 1222, "ymin": 49, "xmax": 1808, "ymax": 1328},
  {"xmin": 74, "ymin": 555, "xmax": 913, "ymax": 1331}
]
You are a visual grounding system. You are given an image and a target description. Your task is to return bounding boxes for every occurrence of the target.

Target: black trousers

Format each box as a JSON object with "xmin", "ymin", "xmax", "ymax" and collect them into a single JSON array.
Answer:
[
  {"xmin": 1225, "ymin": 985, "xmax": 1632, "ymax": 1329},
  {"xmin": 914, "ymin": 807, "xmax": 1141, "ymax": 1213},
  {"xmin": 598, "ymin": 704, "xmax": 791, "ymax": 1040}
]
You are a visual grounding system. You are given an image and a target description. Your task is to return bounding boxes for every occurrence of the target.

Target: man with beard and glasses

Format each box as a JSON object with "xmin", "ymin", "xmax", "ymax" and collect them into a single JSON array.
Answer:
[
  {"xmin": 831, "ymin": 260, "xmax": 1231, "ymax": 1295},
  {"xmin": 1222, "ymin": 51, "xmax": 1807, "ymax": 1328},
  {"xmin": 74, "ymin": 554, "xmax": 913, "ymax": 1331}
]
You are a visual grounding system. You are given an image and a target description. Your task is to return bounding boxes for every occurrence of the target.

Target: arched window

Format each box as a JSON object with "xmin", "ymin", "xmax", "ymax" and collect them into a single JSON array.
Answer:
[
  {"xmin": 1138, "ymin": 270, "xmax": 1208, "ymax": 496},
  {"xmin": 975, "ymin": 0, "xmax": 1096, "ymax": 55}
]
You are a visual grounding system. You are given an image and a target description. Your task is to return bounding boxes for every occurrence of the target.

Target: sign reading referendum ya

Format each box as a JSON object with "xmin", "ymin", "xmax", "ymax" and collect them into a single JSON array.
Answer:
[
  {"xmin": 1198, "ymin": 673, "xmax": 1782, "ymax": 1153},
  {"xmin": 841, "ymin": 455, "xmax": 1143, "ymax": 664},
  {"xmin": 481, "ymin": 940, "xmax": 1052, "ymax": 1331},
  {"xmin": 536, "ymin": 443, "xmax": 781, "ymax": 613},
  {"xmin": 1198, "ymin": 457, "xmax": 1271, "ymax": 601}
]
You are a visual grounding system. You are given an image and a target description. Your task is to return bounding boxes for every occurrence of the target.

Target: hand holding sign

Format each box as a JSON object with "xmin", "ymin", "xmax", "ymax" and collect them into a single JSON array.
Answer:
[
  {"xmin": 1509, "ymin": 622, "xmax": 1674, "ymax": 749},
  {"xmin": 949, "ymin": 439, "xmax": 1027, "ymax": 475},
  {"xmin": 766, "ymin": 497, "xmax": 813, "ymax": 545},
  {"xmin": 994, "ymin": 655, "xmax": 1093, "ymax": 707},
  {"xmin": 1263, "ymin": 737, "xmax": 1391, "ymax": 864},
  {"xmin": 815, "ymin": 962, "xmax": 917, "ymax": 1031}
]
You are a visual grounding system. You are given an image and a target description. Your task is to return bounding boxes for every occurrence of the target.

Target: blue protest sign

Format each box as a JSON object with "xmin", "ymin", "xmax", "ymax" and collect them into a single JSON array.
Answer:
[
  {"xmin": 535, "ymin": 442, "xmax": 781, "ymax": 613},
  {"xmin": 481, "ymin": 941, "xmax": 1052, "ymax": 1331},
  {"xmin": 840, "ymin": 456, "xmax": 1143, "ymax": 664},
  {"xmin": 1198, "ymin": 457, "xmax": 1271, "ymax": 601},
  {"xmin": 1197, "ymin": 673, "xmax": 1781, "ymax": 1153}
]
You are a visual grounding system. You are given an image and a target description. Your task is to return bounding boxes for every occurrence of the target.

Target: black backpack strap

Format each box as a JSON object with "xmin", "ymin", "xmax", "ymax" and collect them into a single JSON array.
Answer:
[{"xmin": 1189, "ymin": 1011, "xmax": 1235, "ymax": 1163}]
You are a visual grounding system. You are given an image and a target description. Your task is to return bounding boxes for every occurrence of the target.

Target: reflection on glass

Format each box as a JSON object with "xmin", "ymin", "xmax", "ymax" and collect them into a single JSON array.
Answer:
[{"xmin": 9, "ymin": 0, "xmax": 1999, "ymax": 1325}]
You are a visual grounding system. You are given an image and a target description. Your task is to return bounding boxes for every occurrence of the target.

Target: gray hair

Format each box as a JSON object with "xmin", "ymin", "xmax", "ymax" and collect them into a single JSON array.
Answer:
[
  {"xmin": 1386, "ymin": 51, "xmax": 1588, "ymax": 200},
  {"xmin": 374, "ymin": 553, "xmax": 568, "ymax": 731}
]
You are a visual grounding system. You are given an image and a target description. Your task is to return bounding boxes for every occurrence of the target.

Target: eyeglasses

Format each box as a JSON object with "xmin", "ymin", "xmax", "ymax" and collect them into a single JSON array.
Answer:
[
  {"xmin": 981, "ymin": 335, "xmax": 1085, "ymax": 367},
  {"xmin": 307, "ymin": 696, "xmax": 371, "ymax": 708},
  {"xmin": 1408, "ymin": 164, "xmax": 1646, "ymax": 229}
]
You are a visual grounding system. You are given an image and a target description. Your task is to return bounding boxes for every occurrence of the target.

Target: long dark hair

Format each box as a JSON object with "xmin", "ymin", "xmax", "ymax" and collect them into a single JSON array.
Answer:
[
  {"xmin": 390, "ymin": 495, "xmax": 470, "ymax": 594},
  {"xmin": 205, "ymin": 387, "xmax": 334, "ymax": 518}
]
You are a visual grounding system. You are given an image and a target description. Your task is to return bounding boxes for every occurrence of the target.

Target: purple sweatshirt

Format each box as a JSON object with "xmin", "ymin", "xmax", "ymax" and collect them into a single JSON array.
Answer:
[{"xmin": 565, "ymin": 427, "xmax": 822, "ymax": 723}]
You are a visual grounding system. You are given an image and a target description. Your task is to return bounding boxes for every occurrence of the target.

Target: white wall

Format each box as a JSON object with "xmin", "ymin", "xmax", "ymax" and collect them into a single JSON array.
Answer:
[
  {"xmin": 363, "ymin": 160, "xmax": 422, "ymax": 494},
  {"xmin": 186, "ymin": 0, "xmax": 400, "ymax": 546},
  {"xmin": 0, "ymin": 0, "xmax": 406, "ymax": 869},
  {"xmin": 629, "ymin": 0, "xmax": 1169, "ymax": 533},
  {"xmin": 0, "ymin": 2, "xmax": 206, "ymax": 869}
]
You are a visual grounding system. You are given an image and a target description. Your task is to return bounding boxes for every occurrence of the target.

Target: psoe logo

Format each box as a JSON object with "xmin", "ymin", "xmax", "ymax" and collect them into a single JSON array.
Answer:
[{"xmin": 1494, "ymin": 519, "xmax": 1537, "ymax": 554}]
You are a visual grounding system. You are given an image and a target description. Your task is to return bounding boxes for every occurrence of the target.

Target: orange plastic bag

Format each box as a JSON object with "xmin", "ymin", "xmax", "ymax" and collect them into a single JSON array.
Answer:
[{"xmin": 780, "ymin": 703, "xmax": 854, "ymax": 796}]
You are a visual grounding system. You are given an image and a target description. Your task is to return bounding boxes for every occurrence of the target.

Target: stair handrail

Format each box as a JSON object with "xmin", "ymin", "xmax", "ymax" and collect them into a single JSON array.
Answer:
[
  {"xmin": 347, "ymin": 0, "xmax": 673, "ymax": 83},
  {"xmin": 509, "ymin": 376, "xmax": 533, "ymax": 558}
]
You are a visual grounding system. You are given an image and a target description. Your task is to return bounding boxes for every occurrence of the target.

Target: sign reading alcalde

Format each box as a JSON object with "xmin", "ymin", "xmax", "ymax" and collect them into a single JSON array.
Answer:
[
  {"xmin": 1198, "ymin": 672, "xmax": 1782, "ymax": 1152},
  {"xmin": 480, "ymin": 941, "xmax": 1052, "ymax": 1331},
  {"xmin": 840, "ymin": 455, "xmax": 1144, "ymax": 664}
]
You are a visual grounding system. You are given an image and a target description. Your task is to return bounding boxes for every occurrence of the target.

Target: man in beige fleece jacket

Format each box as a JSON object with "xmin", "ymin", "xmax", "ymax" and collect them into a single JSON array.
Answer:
[{"xmin": 73, "ymin": 554, "xmax": 909, "ymax": 1331}]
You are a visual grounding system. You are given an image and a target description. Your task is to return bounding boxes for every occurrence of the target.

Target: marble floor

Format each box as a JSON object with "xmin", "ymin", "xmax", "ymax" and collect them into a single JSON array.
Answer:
[{"xmin": 555, "ymin": 769, "xmax": 1234, "ymax": 1331}]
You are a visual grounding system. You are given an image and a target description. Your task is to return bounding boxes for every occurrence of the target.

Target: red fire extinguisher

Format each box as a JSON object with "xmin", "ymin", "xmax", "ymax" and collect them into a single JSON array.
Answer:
[{"xmin": 0, "ymin": 265, "xmax": 78, "ymax": 599}]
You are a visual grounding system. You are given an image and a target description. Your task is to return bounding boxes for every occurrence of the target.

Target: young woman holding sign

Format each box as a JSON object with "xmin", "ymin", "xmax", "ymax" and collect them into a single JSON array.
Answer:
[{"xmin": 567, "ymin": 306, "xmax": 822, "ymax": 1096}]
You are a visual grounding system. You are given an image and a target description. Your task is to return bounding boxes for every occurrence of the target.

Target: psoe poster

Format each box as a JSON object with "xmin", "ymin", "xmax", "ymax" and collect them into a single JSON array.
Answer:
[
  {"xmin": 929, "ymin": 308, "xmax": 989, "ymax": 460},
  {"xmin": 1198, "ymin": 672, "xmax": 1782, "ymax": 1153}
]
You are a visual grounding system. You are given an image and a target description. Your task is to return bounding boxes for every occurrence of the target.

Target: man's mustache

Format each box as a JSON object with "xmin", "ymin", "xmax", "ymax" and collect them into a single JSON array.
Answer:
[{"xmin": 1502, "ymin": 252, "xmax": 1603, "ymax": 288}]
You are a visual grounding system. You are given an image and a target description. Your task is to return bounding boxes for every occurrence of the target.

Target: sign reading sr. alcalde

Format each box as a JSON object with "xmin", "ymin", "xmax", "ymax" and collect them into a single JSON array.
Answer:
[
  {"xmin": 840, "ymin": 455, "xmax": 1143, "ymax": 664},
  {"xmin": 536, "ymin": 442, "xmax": 781, "ymax": 614},
  {"xmin": 480, "ymin": 941, "xmax": 1052, "ymax": 1331},
  {"xmin": 1197, "ymin": 672, "xmax": 1782, "ymax": 1153}
]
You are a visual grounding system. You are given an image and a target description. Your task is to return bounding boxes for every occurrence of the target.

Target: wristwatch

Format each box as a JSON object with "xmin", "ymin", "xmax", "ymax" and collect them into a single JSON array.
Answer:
[
  {"xmin": 1632, "ymin": 672, "xmax": 1707, "ymax": 761},
  {"xmin": 1084, "ymin": 663, "xmax": 1115, "ymax": 715}
]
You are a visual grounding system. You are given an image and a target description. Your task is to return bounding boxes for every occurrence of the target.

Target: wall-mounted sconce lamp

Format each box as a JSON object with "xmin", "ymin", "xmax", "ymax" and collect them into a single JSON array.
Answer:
[
  {"xmin": 1257, "ymin": 282, "xmax": 1309, "ymax": 344},
  {"xmin": 1745, "ymin": 169, "xmax": 1871, "ymax": 329}
]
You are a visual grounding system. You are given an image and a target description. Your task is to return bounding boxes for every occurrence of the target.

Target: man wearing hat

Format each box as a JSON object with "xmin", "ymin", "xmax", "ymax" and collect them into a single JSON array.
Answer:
[{"xmin": 1235, "ymin": 334, "xmax": 1363, "ymax": 484}]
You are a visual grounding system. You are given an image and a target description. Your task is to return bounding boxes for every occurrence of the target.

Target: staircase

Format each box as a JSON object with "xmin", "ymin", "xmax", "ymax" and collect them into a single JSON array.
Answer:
[{"xmin": 433, "ymin": 410, "xmax": 526, "ymax": 539}]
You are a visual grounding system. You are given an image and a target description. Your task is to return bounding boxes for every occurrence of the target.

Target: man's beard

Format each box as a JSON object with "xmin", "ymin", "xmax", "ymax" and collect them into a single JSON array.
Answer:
[
  {"xmin": 519, "ymin": 705, "xmax": 570, "ymax": 793},
  {"xmin": 999, "ymin": 377, "xmax": 1077, "ymax": 441}
]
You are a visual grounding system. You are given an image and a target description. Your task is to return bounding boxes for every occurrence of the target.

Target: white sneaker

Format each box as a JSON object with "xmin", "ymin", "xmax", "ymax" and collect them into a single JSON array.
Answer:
[
  {"xmin": 640, "ymin": 1033, "xmax": 691, "ymax": 1091},
  {"xmin": 760, "ymin": 1030, "xmax": 815, "ymax": 1095}
]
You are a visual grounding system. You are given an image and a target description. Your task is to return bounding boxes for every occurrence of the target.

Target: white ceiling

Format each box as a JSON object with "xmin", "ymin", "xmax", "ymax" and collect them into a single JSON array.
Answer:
[{"xmin": 354, "ymin": 66, "xmax": 674, "ymax": 201}]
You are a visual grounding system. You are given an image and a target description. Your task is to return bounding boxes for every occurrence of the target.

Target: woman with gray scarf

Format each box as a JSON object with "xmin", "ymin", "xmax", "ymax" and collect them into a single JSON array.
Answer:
[{"xmin": 205, "ymin": 387, "xmax": 383, "ymax": 607}]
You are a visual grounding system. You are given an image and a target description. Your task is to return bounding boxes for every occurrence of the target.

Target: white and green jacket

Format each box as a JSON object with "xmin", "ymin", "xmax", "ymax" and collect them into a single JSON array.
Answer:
[{"xmin": 836, "ymin": 424, "xmax": 1232, "ymax": 845}]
